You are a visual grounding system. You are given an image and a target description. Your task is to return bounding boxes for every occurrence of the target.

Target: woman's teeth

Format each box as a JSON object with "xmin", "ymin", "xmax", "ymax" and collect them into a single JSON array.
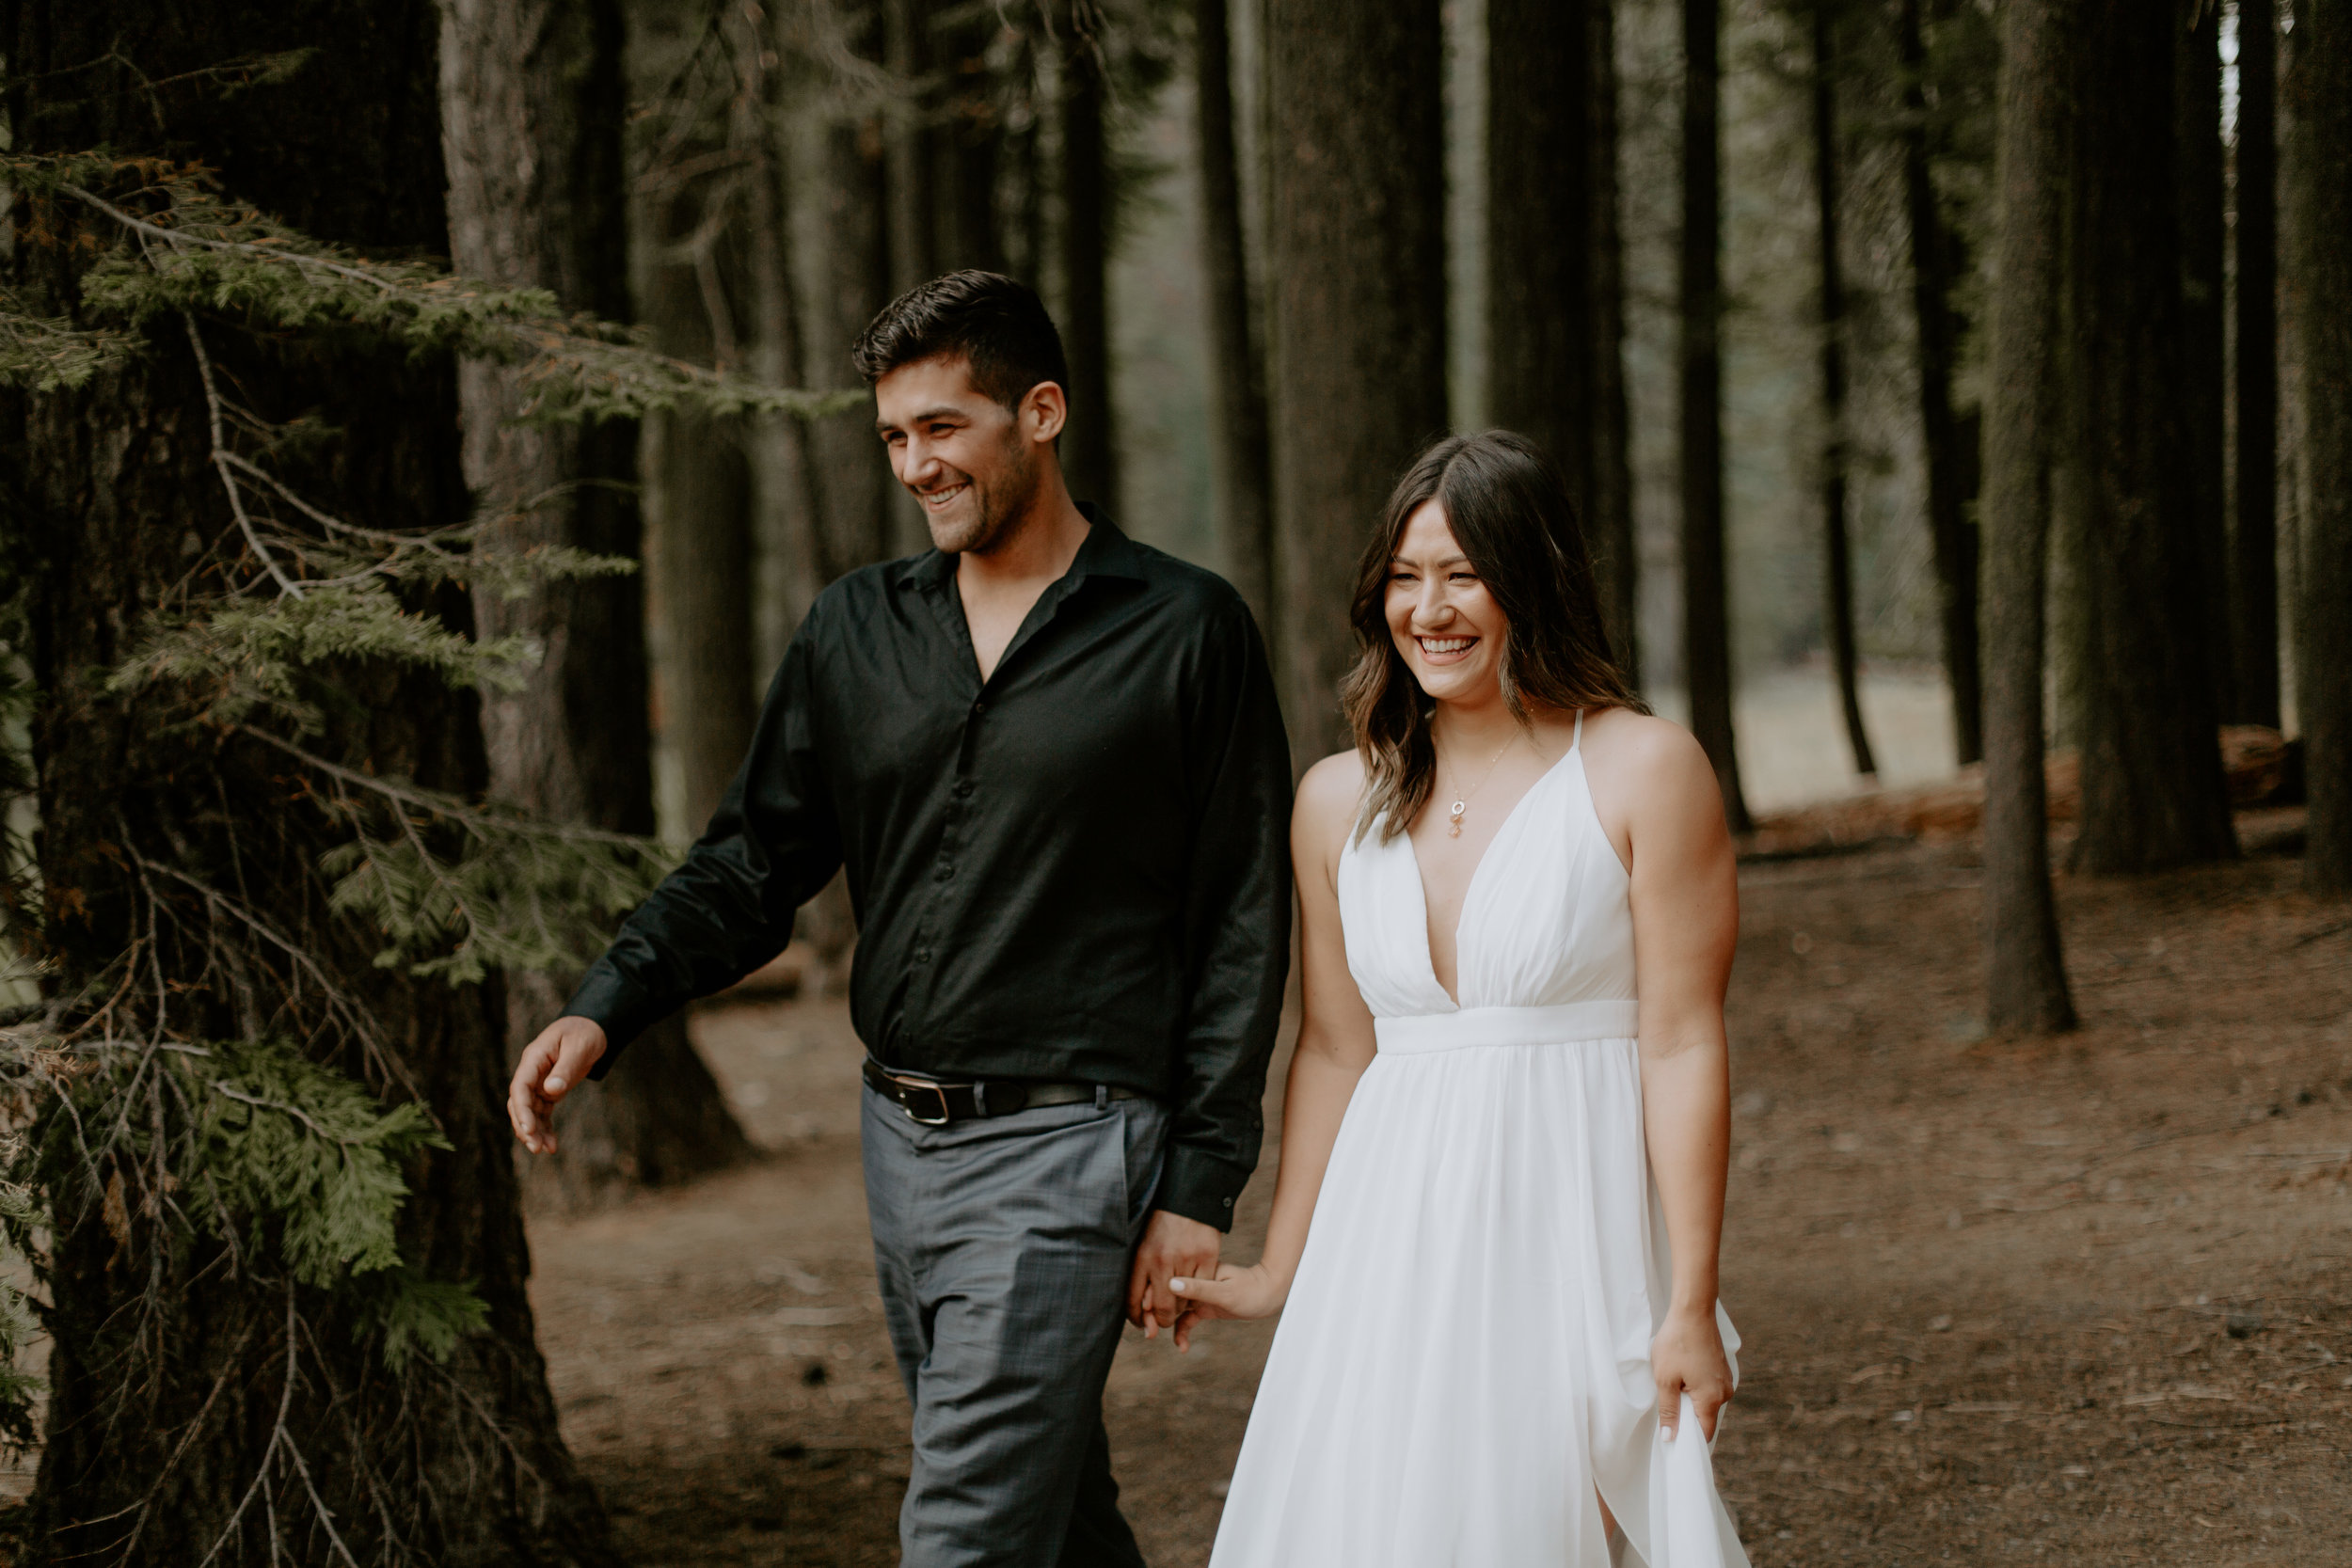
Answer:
[{"xmin": 1419, "ymin": 636, "xmax": 1475, "ymax": 655}]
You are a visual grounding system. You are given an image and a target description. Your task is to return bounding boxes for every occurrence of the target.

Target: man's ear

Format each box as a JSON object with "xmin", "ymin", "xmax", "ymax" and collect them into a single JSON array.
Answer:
[{"xmin": 1020, "ymin": 380, "xmax": 1069, "ymax": 445}]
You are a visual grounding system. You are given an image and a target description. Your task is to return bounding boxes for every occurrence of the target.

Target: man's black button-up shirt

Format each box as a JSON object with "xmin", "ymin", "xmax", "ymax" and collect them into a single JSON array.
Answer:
[{"xmin": 564, "ymin": 513, "xmax": 1294, "ymax": 1229}]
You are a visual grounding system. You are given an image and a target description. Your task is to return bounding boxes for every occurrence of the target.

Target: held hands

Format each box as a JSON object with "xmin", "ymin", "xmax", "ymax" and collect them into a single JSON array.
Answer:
[
  {"xmin": 1127, "ymin": 1210, "xmax": 1221, "ymax": 1348},
  {"xmin": 507, "ymin": 1016, "xmax": 609, "ymax": 1154},
  {"xmin": 1164, "ymin": 1260, "xmax": 1290, "ymax": 1353},
  {"xmin": 1652, "ymin": 1304, "xmax": 1736, "ymax": 1443}
]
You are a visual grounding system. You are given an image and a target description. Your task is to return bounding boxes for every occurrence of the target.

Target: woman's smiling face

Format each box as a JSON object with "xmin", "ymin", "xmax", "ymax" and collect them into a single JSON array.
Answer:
[{"xmin": 1384, "ymin": 499, "xmax": 1508, "ymax": 708}]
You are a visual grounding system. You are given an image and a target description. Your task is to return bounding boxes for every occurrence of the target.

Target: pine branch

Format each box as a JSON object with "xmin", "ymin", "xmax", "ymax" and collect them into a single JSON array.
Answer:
[
  {"xmin": 5, "ymin": 160, "xmax": 867, "ymax": 422},
  {"xmin": 0, "ymin": 284, "xmax": 136, "ymax": 389}
]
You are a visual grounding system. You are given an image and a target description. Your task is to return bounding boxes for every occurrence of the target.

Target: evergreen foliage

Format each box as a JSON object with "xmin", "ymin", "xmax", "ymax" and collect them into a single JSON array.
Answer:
[{"xmin": 0, "ymin": 119, "xmax": 846, "ymax": 1543}]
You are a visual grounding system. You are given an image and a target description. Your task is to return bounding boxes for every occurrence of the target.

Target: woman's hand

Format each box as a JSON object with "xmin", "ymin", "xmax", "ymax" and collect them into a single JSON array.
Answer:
[
  {"xmin": 1165, "ymin": 1262, "xmax": 1291, "ymax": 1352},
  {"xmin": 1652, "ymin": 1305, "xmax": 1735, "ymax": 1442}
]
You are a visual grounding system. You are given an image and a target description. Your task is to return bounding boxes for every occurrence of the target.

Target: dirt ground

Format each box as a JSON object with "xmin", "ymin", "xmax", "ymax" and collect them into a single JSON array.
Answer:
[{"xmin": 529, "ymin": 815, "xmax": 2352, "ymax": 1567}]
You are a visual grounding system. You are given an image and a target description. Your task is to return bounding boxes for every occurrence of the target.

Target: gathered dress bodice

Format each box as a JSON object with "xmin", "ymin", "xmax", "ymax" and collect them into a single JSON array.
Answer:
[{"xmin": 1337, "ymin": 732, "xmax": 1638, "ymax": 1053}]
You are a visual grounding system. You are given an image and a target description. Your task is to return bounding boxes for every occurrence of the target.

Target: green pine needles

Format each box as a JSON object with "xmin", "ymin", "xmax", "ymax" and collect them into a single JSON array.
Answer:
[{"xmin": 0, "ymin": 139, "xmax": 842, "ymax": 1532}]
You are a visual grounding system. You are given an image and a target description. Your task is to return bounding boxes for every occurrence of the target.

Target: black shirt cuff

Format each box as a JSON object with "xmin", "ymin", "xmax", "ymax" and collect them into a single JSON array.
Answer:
[
  {"xmin": 1156, "ymin": 1143, "xmax": 1254, "ymax": 1232},
  {"xmin": 561, "ymin": 965, "xmax": 662, "ymax": 1080}
]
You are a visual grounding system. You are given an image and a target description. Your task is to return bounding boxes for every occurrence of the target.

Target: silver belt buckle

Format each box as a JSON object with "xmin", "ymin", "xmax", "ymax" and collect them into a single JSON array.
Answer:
[{"xmin": 888, "ymin": 1072, "xmax": 954, "ymax": 1126}]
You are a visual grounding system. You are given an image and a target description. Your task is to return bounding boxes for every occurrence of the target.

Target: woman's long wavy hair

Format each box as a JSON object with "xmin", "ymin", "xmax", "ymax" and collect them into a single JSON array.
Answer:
[{"xmin": 1341, "ymin": 430, "xmax": 1645, "ymax": 843}]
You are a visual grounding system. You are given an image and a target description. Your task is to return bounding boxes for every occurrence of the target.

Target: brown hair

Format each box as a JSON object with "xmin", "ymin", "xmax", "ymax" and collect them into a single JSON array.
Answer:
[
  {"xmin": 1340, "ymin": 430, "xmax": 1645, "ymax": 842},
  {"xmin": 850, "ymin": 269, "xmax": 1070, "ymax": 414}
]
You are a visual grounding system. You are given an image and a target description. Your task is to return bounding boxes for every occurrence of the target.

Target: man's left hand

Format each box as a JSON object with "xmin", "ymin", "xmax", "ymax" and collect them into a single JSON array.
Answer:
[{"xmin": 1127, "ymin": 1210, "xmax": 1220, "ymax": 1339}]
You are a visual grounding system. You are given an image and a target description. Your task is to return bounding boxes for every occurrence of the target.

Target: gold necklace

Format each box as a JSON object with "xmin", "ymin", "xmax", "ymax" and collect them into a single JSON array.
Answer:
[{"xmin": 1442, "ymin": 735, "xmax": 1518, "ymax": 838}]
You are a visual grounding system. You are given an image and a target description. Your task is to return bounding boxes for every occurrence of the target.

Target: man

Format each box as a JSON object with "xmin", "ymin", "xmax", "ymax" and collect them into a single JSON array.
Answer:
[{"xmin": 508, "ymin": 270, "xmax": 1293, "ymax": 1566}]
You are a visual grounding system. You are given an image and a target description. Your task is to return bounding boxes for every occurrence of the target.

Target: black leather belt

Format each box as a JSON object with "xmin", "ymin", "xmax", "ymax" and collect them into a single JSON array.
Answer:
[{"xmin": 862, "ymin": 1058, "xmax": 1149, "ymax": 1126}]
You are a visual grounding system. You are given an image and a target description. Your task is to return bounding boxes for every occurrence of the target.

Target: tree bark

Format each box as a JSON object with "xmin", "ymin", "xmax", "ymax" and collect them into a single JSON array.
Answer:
[
  {"xmin": 439, "ymin": 0, "xmax": 753, "ymax": 1211},
  {"xmin": 884, "ymin": 0, "xmax": 938, "ymax": 293},
  {"xmin": 1488, "ymin": 0, "xmax": 1636, "ymax": 675},
  {"xmin": 2287, "ymin": 0, "xmax": 2352, "ymax": 894},
  {"xmin": 2060, "ymin": 0, "xmax": 2236, "ymax": 873},
  {"xmin": 786, "ymin": 20, "xmax": 898, "ymax": 592},
  {"xmin": 2177, "ymin": 0, "xmax": 2233, "ymax": 718},
  {"xmin": 1979, "ymin": 0, "xmax": 2076, "ymax": 1033},
  {"xmin": 2231, "ymin": 0, "xmax": 2282, "ymax": 727},
  {"xmin": 934, "ymin": 5, "xmax": 1006, "ymax": 275},
  {"xmin": 1897, "ymin": 0, "xmax": 1982, "ymax": 764},
  {"xmin": 1591, "ymin": 0, "xmax": 1642, "ymax": 684},
  {"xmin": 1810, "ymin": 0, "xmax": 1877, "ymax": 779},
  {"xmin": 737, "ymin": 7, "xmax": 827, "ymax": 643},
  {"xmin": 1196, "ymin": 0, "xmax": 1278, "ymax": 636},
  {"xmin": 1264, "ymin": 0, "xmax": 1449, "ymax": 762},
  {"xmin": 1057, "ymin": 8, "xmax": 1120, "ymax": 512},
  {"xmin": 1680, "ymin": 0, "xmax": 1752, "ymax": 830},
  {"xmin": 3, "ymin": 6, "xmax": 616, "ymax": 1559},
  {"xmin": 1487, "ymin": 0, "xmax": 1595, "ymax": 516}
]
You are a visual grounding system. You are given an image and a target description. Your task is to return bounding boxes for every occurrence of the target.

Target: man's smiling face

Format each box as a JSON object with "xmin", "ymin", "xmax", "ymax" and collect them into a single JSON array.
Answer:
[{"xmin": 872, "ymin": 354, "xmax": 1053, "ymax": 556}]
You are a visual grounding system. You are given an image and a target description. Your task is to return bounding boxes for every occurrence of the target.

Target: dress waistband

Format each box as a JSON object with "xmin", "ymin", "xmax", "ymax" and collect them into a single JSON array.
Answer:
[{"xmin": 1373, "ymin": 1000, "xmax": 1640, "ymax": 1054}]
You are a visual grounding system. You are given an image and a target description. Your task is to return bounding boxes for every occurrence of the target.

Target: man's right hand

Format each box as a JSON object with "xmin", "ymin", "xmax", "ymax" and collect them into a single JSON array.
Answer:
[{"xmin": 508, "ymin": 1016, "xmax": 609, "ymax": 1154}]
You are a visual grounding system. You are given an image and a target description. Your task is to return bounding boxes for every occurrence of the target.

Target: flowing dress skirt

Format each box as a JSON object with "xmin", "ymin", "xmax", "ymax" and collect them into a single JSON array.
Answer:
[{"xmin": 1206, "ymin": 1032, "xmax": 1750, "ymax": 1568}]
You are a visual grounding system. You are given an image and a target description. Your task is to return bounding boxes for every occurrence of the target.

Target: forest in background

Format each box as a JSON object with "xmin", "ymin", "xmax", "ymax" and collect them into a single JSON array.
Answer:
[{"xmin": 0, "ymin": 0, "xmax": 2346, "ymax": 1561}]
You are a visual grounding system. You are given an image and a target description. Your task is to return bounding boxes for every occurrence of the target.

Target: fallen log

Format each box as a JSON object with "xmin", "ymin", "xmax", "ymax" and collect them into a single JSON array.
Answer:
[{"xmin": 1740, "ymin": 726, "xmax": 2296, "ymax": 860}]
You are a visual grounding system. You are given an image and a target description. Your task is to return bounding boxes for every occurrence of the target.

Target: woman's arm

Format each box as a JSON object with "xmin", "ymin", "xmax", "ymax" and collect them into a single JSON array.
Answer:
[
  {"xmin": 1591, "ymin": 712, "xmax": 1740, "ymax": 1439},
  {"xmin": 1167, "ymin": 751, "xmax": 1377, "ymax": 1349}
]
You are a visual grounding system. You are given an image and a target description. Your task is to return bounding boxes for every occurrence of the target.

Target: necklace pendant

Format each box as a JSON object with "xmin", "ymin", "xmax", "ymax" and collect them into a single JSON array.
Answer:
[{"xmin": 1448, "ymin": 800, "xmax": 1466, "ymax": 837}]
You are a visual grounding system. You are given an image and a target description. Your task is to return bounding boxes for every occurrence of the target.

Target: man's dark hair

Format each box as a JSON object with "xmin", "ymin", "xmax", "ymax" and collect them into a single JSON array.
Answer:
[{"xmin": 851, "ymin": 270, "xmax": 1071, "ymax": 413}]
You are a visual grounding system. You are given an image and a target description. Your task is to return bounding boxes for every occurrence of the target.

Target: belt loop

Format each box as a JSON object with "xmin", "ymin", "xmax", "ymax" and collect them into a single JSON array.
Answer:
[
  {"xmin": 973, "ymin": 1081, "xmax": 988, "ymax": 1117},
  {"xmin": 1094, "ymin": 1084, "xmax": 1108, "ymax": 1111}
]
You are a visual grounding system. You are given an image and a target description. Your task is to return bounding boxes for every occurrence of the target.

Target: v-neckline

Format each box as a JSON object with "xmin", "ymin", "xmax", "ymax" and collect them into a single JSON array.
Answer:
[{"xmin": 1400, "ymin": 741, "xmax": 1581, "ymax": 1009}]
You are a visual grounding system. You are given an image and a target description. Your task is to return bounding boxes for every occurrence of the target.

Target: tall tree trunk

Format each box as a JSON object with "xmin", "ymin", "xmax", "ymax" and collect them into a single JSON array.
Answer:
[
  {"xmin": 1898, "ymin": 0, "xmax": 1983, "ymax": 764},
  {"xmin": 935, "ymin": 6, "xmax": 1006, "ymax": 275},
  {"xmin": 1591, "ymin": 0, "xmax": 1642, "ymax": 684},
  {"xmin": 648, "ymin": 413, "xmax": 756, "ymax": 832},
  {"xmin": 440, "ymin": 0, "xmax": 753, "ymax": 1211},
  {"xmin": 2287, "ymin": 0, "xmax": 2352, "ymax": 894},
  {"xmin": 1488, "ymin": 0, "xmax": 1636, "ymax": 676},
  {"xmin": 778, "ymin": 10, "xmax": 898, "ymax": 984},
  {"xmin": 2231, "ymin": 0, "xmax": 2282, "ymax": 726},
  {"xmin": 1058, "ymin": 9, "xmax": 1120, "ymax": 512},
  {"xmin": 1810, "ymin": 0, "xmax": 1878, "ymax": 779},
  {"xmin": 2060, "ymin": 0, "xmax": 2236, "ymax": 873},
  {"xmin": 1265, "ymin": 0, "xmax": 1449, "ymax": 762},
  {"xmin": 786, "ymin": 18, "xmax": 898, "ymax": 592},
  {"xmin": 884, "ymin": 0, "xmax": 938, "ymax": 293},
  {"xmin": 1487, "ymin": 0, "xmax": 1595, "ymax": 516},
  {"xmin": 738, "ymin": 6, "xmax": 826, "ymax": 640},
  {"xmin": 1979, "ymin": 0, "xmax": 2076, "ymax": 1034},
  {"xmin": 1680, "ymin": 0, "xmax": 1751, "ymax": 830},
  {"xmin": 2177, "ymin": 0, "xmax": 2233, "ymax": 718},
  {"xmin": 1196, "ymin": 0, "xmax": 1278, "ymax": 635},
  {"xmin": 638, "ymin": 190, "xmax": 758, "ymax": 836},
  {"xmin": 4, "ymin": 8, "xmax": 616, "ymax": 1559}
]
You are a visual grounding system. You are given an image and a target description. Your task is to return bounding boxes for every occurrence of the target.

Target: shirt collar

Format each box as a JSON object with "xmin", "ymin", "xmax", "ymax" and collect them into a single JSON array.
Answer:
[{"xmin": 894, "ymin": 501, "xmax": 1145, "ymax": 591}]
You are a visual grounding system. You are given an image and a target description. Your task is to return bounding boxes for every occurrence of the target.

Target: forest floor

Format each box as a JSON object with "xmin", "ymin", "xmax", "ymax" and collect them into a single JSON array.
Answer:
[{"xmin": 529, "ymin": 811, "xmax": 2352, "ymax": 1568}]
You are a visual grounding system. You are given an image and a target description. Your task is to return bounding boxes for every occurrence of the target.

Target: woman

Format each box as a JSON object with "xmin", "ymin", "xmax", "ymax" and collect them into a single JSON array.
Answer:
[{"xmin": 1168, "ymin": 432, "xmax": 1750, "ymax": 1567}]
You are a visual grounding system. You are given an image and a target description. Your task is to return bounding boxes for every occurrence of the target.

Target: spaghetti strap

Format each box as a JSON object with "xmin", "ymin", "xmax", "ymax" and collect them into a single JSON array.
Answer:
[{"xmin": 1572, "ymin": 708, "xmax": 1585, "ymax": 752}]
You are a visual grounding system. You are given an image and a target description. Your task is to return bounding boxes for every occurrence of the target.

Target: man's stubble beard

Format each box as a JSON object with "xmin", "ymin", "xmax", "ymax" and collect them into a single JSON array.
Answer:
[{"xmin": 924, "ymin": 431, "xmax": 1041, "ymax": 557}]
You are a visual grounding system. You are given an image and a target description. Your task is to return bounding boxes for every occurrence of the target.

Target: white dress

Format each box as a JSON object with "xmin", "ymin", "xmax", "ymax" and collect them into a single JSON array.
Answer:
[{"xmin": 1209, "ymin": 721, "xmax": 1751, "ymax": 1568}]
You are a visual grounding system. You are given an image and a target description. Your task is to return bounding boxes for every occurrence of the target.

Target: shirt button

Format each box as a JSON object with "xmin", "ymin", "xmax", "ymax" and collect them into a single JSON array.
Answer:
[
  {"xmin": 934, "ymin": 864, "xmax": 954, "ymax": 882},
  {"xmin": 1222, "ymin": 1196, "xmax": 1234, "ymax": 1209},
  {"xmin": 953, "ymin": 780, "xmax": 975, "ymax": 799},
  {"xmin": 914, "ymin": 946, "xmax": 933, "ymax": 964},
  {"xmin": 972, "ymin": 699, "xmax": 987, "ymax": 716}
]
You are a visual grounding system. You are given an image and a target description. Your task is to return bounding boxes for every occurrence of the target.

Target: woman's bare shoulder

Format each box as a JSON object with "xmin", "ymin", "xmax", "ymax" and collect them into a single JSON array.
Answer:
[
  {"xmin": 1293, "ymin": 750, "xmax": 1368, "ymax": 854},
  {"xmin": 1295, "ymin": 749, "xmax": 1366, "ymax": 820},
  {"xmin": 1581, "ymin": 708, "xmax": 1724, "ymax": 829}
]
